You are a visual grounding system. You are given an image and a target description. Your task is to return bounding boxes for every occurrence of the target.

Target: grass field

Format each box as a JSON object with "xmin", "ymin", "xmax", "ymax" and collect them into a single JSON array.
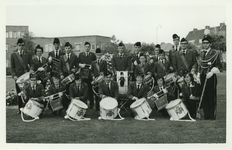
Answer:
[{"xmin": 5, "ymin": 72, "xmax": 226, "ymax": 143}]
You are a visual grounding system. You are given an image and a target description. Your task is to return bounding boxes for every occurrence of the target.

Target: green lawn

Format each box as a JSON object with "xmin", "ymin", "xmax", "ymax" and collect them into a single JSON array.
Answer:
[{"xmin": 5, "ymin": 72, "xmax": 226, "ymax": 143}]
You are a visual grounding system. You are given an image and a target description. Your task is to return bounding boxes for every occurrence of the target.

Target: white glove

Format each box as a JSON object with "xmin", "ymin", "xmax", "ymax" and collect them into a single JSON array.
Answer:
[
  {"xmin": 58, "ymin": 92, "xmax": 63, "ymax": 97},
  {"xmin": 49, "ymin": 95, "xmax": 53, "ymax": 100},
  {"xmin": 210, "ymin": 67, "xmax": 220, "ymax": 74},
  {"xmin": 79, "ymin": 63, "xmax": 86, "ymax": 68},
  {"xmin": 162, "ymin": 88, "xmax": 168, "ymax": 94},
  {"xmin": 75, "ymin": 97, "xmax": 80, "ymax": 100},
  {"xmin": 153, "ymin": 94, "xmax": 159, "ymax": 99},
  {"xmin": 134, "ymin": 61, "xmax": 138, "ymax": 66},
  {"xmin": 38, "ymin": 67, "xmax": 44, "ymax": 71},
  {"xmin": 48, "ymin": 56, "xmax": 52, "ymax": 62},
  {"xmin": 179, "ymin": 92, "xmax": 183, "ymax": 97},
  {"xmin": 132, "ymin": 97, "xmax": 138, "ymax": 101},
  {"xmin": 206, "ymin": 71, "xmax": 213, "ymax": 79}
]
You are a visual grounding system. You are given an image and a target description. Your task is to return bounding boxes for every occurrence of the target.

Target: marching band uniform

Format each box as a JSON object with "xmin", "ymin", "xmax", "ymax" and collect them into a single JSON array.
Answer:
[
  {"xmin": 69, "ymin": 74, "xmax": 89, "ymax": 105},
  {"xmin": 181, "ymin": 73, "xmax": 201, "ymax": 119},
  {"xmin": 111, "ymin": 42, "xmax": 131, "ymax": 72},
  {"xmin": 173, "ymin": 38, "xmax": 198, "ymax": 77},
  {"xmin": 198, "ymin": 35, "xmax": 222, "ymax": 120},
  {"xmin": 152, "ymin": 44, "xmax": 162, "ymax": 63},
  {"xmin": 31, "ymin": 45, "xmax": 49, "ymax": 88},
  {"xmin": 47, "ymin": 38, "xmax": 64, "ymax": 77},
  {"xmin": 11, "ymin": 38, "xmax": 32, "ymax": 113},
  {"xmin": 47, "ymin": 76, "xmax": 66, "ymax": 116},
  {"xmin": 168, "ymin": 34, "xmax": 180, "ymax": 70},
  {"xmin": 134, "ymin": 60, "xmax": 151, "ymax": 76},
  {"xmin": 98, "ymin": 71, "xmax": 119, "ymax": 100},
  {"xmin": 130, "ymin": 42, "xmax": 142, "ymax": 81},
  {"xmin": 91, "ymin": 48, "xmax": 108, "ymax": 110},
  {"xmin": 78, "ymin": 42, "xmax": 97, "ymax": 109}
]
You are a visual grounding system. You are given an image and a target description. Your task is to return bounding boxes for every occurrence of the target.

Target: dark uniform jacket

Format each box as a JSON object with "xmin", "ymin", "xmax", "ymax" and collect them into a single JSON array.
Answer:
[
  {"xmin": 168, "ymin": 46, "xmax": 180, "ymax": 68},
  {"xmin": 134, "ymin": 63, "xmax": 151, "ymax": 76},
  {"xmin": 24, "ymin": 83, "xmax": 45, "ymax": 102},
  {"xmin": 128, "ymin": 82, "xmax": 149, "ymax": 99},
  {"xmin": 11, "ymin": 50, "xmax": 32, "ymax": 78},
  {"xmin": 47, "ymin": 50, "xmax": 65, "ymax": 75},
  {"xmin": 173, "ymin": 49, "xmax": 197, "ymax": 76},
  {"xmin": 31, "ymin": 55, "xmax": 49, "ymax": 81},
  {"xmin": 91, "ymin": 59, "xmax": 108, "ymax": 78},
  {"xmin": 153, "ymin": 59, "xmax": 171, "ymax": 79},
  {"xmin": 69, "ymin": 82, "xmax": 88, "ymax": 102},
  {"xmin": 111, "ymin": 53, "xmax": 131, "ymax": 72},
  {"xmin": 59, "ymin": 53, "xmax": 79, "ymax": 77},
  {"xmin": 98, "ymin": 80, "xmax": 119, "ymax": 100}
]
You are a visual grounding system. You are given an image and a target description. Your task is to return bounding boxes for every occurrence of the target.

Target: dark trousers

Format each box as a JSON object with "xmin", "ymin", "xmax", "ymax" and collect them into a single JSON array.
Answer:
[
  {"xmin": 200, "ymin": 74, "xmax": 217, "ymax": 120},
  {"xmin": 83, "ymin": 78, "xmax": 94, "ymax": 107},
  {"xmin": 15, "ymin": 82, "xmax": 24, "ymax": 110},
  {"xmin": 188, "ymin": 100, "xmax": 199, "ymax": 119},
  {"xmin": 93, "ymin": 87, "xmax": 100, "ymax": 110}
]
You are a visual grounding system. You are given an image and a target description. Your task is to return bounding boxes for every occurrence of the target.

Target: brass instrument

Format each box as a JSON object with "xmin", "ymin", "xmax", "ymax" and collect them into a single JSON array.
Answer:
[{"xmin": 61, "ymin": 73, "xmax": 75, "ymax": 85}]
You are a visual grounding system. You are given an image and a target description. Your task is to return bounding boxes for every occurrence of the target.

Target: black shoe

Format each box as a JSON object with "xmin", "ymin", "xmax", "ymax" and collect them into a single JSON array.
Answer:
[{"xmin": 52, "ymin": 111, "xmax": 57, "ymax": 116}]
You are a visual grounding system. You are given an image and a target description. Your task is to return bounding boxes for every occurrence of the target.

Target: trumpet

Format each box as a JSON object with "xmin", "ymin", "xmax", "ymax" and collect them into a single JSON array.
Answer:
[
  {"xmin": 61, "ymin": 74, "xmax": 75, "ymax": 85},
  {"xmin": 44, "ymin": 90, "xmax": 66, "ymax": 102}
]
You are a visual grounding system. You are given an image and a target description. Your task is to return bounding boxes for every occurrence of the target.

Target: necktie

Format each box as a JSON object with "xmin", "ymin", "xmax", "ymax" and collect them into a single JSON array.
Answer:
[
  {"xmin": 67, "ymin": 55, "xmax": 70, "ymax": 63},
  {"xmin": 203, "ymin": 50, "xmax": 207, "ymax": 58},
  {"xmin": 137, "ymin": 84, "xmax": 140, "ymax": 93},
  {"xmin": 77, "ymin": 85, "xmax": 80, "ymax": 93},
  {"xmin": 86, "ymin": 52, "xmax": 89, "ymax": 57},
  {"xmin": 160, "ymin": 87, "xmax": 163, "ymax": 91},
  {"xmin": 183, "ymin": 50, "xmax": 185, "ymax": 56},
  {"xmin": 20, "ymin": 52, "xmax": 23, "ymax": 57},
  {"xmin": 33, "ymin": 86, "xmax": 36, "ymax": 94},
  {"xmin": 176, "ymin": 47, "xmax": 177, "ymax": 51},
  {"xmin": 56, "ymin": 51, "xmax": 59, "ymax": 58},
  {"xmin": 39, "ymin": 57, "xmax": 41, "ymax": 64},
  {"xmin": 107, "ymin": 83, "xmax": 110, "ymax": 92}
]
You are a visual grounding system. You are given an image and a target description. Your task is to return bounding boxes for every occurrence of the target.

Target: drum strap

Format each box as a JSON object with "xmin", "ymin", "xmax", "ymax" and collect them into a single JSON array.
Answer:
[
  {"xmin": 15, "ymin": 52, "xmax": 27, "ymax": 71},
  {"xmin": 134, "ymin": 116, "xmax": 155, "ymax": 121},
  {"xmin": 98, "ymin": 108, "xmax": 125, "ymax": 120},
  {"xmin": 170, "ymin": 112, "xmax": 196, "ymax": 122},
  {"xmin": 180, "ymin": 55, "xmax": 189, "ymax": 70},
  {"xmin": 65, "ymin": 115, "xmax": 91, "ymax": 121}
]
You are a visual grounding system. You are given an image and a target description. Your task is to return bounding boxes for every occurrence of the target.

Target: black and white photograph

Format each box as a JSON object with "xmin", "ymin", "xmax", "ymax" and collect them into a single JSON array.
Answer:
[{"xmin": 2, "ymin": 0, "xmax": 231, "ymax": 149}]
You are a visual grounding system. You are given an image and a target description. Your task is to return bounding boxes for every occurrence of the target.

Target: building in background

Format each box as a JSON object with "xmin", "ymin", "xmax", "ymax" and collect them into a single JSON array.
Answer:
[{"xmin": 6, "ymin": 25, "xmax": 110, "ymax": 67}]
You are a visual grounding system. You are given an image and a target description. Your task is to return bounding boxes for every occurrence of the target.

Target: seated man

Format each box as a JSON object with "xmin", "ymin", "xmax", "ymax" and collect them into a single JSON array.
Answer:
[
  {"xmin": 47, "ymin": 75, "xmax": 66, "ymax": 116},
  {"xmin": 69, "ymin": 74, "xmax": 88, "ymax": 107},
  {"xmin": 98, "ymin": 71, "xmax": 119, "ymax": 100},
  {"xmin": 127, "ymin": 73, "xmax": 149, "ymax": 106},
  {"xmin": 21, "ymin": 73, "xmax": 46, "ymax": 114}
]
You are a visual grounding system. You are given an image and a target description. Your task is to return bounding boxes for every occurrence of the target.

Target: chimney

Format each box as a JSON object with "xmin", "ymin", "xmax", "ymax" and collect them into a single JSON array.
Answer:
[
  {"xmin": 205, "ymin": 26, "xmax": 210, "ymax": 29},
  {"xmin": 193, "ymin": 28, "xmax": 197, "ymax": 32},
  {"xmin": 220, "ymin": 23, "xmax": 225, "ymax": 27}
]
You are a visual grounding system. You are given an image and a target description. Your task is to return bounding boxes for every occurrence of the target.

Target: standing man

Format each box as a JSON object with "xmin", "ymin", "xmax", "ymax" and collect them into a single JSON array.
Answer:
[
  {"xmin": 91, "ymin": 48, "xmax": 108, "ymax": 110},
  {"xmin": 78, "ymin": 42, "xmax": 96, "ymax": 109},
  {"xmin": 11, "ymin": 38, "xmax": 32, "ymax": 114},
  {"xmin": 153, "ymin": 44, "xmax": 161, "ymax": 62},
  {"xmin": 130, "ymin": 42, "xmax": 142, "ymax": 81},
  {"xmin": 47, "ymin": 38, "xmax": 64, "ymax": 77},
  {"xmin": 198, "ymin": 35, "xmax": 222, "ymax": 120},
  {"xmin": 173, "ymin": 38, "xmax": 197, "ymax": 77},
  {"xmin": 111, "ymin": 42, "xmax": 131, "ymax": 73},
  {"xmin": 168, "ymin": 34, "xmax": 180, "ymax": 70}
]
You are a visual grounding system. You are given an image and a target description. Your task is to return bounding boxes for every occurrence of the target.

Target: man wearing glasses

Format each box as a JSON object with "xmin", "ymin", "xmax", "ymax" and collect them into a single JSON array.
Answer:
[
  {"xmin": 78, "ymin": 42, "xmax": 96, "ymax": 109},
  {"xmin": 198, "ymin": 35, "xmax": 222, "ymax": 120},
  {"xmin": 10, "ymin": 38, "xmax": 32, "ymax": 114}
]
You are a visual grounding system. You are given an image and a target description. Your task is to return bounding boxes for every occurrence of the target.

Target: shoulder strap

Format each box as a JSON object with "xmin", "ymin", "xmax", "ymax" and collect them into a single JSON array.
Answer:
[
  {"xmin": 15, "ymin": 52, "xmax": 27, "ymax": 70},
  {"xmin": 180, "ymin": 54, "xmax": 189, "ymax": 70},
  {"xmin": 157, "ymin": 61, "xmax": 166, "ymax": 71}
]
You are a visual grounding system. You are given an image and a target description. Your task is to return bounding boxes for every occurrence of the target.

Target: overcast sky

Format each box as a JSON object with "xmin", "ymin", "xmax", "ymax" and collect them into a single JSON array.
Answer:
[{"xmin": 5, "ymin": 1, "xmax": 228, "ymax": 44}]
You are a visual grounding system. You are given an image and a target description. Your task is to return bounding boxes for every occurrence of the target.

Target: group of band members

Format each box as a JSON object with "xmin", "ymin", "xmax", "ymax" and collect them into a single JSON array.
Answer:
[{"xmin": 11, "ymin": 33, "xmax": 222, "ymax": 120}]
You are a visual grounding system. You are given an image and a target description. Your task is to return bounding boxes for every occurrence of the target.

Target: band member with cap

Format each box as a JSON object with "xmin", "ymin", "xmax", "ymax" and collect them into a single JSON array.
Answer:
[
  {"xmin": 91, "ymin": 48, "xmax": 108, "ymax": 110},
  {"xmin": 69, "ymin": 73, "xmax": 88, "ymax": 106},
  {"xmin": 98, "ymin": 71, "xmax": 119, "ymax": 100},
  {"xmin": 78, "ymin": 42, "xmax": 96, "ymax": 109},
  {"xmin": 111, "ymin": 42, "xmax": 131, "ymax": 73},
  {"xmin": 153, "ymin": 44, "xmax": 161, "ymax": 62},
  {"xmin": 21, "ymin": 73, "xmax": 46, "ymax": 112},
  {"xmin": 134, "ymin": 53, "xmax": 152, "ymax": 77},
  {"xmin": 181, "ymin": 73, "xmax": 201, "ymax": 119},
  {"xmin": 151, "ymin": 76, "xmax": 175, "ymax": 117},
  {"xmin": 47, "ymin": 38, "xmax": 64, "ymax": 77},
  {"xmin": 130, "ymin": 42, "xmax": 142, "ymax": 81},
  {"xmin": 198, "ymin": 35, "xmax": 222, "ymax": 120},
  {"xmin": 31, "ymin": 45, "xmax": 49, "ymax": 87},
  {"xmin": 47, "ymin": 75, "xmax": 66, "ymax": 116},
  {"xmin": 11, "ymin": 38, "xmax": 32, "ymax": 114},
  {"xmin": 169, "ymin": 34, "xmax": 180, "ymax": 69},
  {"xmin": 153, "ymin": 50, "xmax": 173, "ymax": 80},
  {"xmin": 173, "ymin": 38, "xmax": 198, "ymax": 77}
]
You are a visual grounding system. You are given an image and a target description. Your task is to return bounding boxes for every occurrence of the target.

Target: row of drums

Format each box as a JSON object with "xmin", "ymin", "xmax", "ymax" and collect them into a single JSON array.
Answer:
[{"xmin": 20, "ymin": 96, "xmax": 195, "ymax": 122}]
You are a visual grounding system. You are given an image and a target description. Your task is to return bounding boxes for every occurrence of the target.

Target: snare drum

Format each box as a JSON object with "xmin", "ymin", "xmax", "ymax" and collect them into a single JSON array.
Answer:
[
  {"xmin": 16, "ymin": 72, "xmax": 30, "ymax": 90},
  {"xmin": 100, "ymin": 97, "xmax": 118, "ymax": 120},
  {"xmin": 65, "ymin": 99, "xmax": 88, "ymax": 120},
  {"xmin": 130, "ymin": 98, "xmax": 152, "ymax": 119},
  {"xmin": 61, "ymin": 74, "xmax": 75, "ymax": 85},
  {"xmin": 92, "ymin": 75, "xmax": 104, "ymax": 88},
  {"xmin": 165, "ymin": 99, "xmax": 188, "ymax": 120},
  {"xmin": 164, "ymin": 73, "xmax": 176, "ymax": 85},
  {"xmin": 143, "ymin": 74, "xmax": 152, "ymax": 85},
  {"xmin": 21, "ymin": 99, "xmax": 44, "ymax": 119}
]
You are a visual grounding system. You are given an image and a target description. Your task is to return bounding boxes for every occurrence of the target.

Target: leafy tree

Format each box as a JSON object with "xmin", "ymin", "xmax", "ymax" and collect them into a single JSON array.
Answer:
[
  {"xmin": 140, "ymin": 43, "xmax": 156, "ymax": 55},
  {"xmin": 210, "ymin": 34, "xmax": 226, "ymax": 52},
  {"xmin": 22, "ymin": 32, "xmax": 36, "ymax": 55}
]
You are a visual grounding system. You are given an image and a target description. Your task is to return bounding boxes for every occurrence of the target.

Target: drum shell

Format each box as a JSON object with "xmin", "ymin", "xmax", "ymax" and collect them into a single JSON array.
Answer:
[
  {"xmin": 66, "ymin": 100, "xmax": 87, "ymax": 120},
  {"xmin": 165, "ymin": 99, "xmax": 188, "ymax": 120},
  {"xmin": 16, "ymin": 72, "xmax": 30, "ymax": 90},
  {"xmin": 116, "ymin": 71, "xmax": 128, "ymax": 94},
  {"xmin": 130, "ymin": 98, "xmax": 152, "ymax": 119},
  {"xmin": 23, "ymin": 99, "xmax": 43, "ymax": 118},
  {"xmin": 50, "ymin": 97, "xmax": 63, "ymax": 112},
  {"xmin": 99, "ymin": 97, "xmax": 118, "ymax": 119}
]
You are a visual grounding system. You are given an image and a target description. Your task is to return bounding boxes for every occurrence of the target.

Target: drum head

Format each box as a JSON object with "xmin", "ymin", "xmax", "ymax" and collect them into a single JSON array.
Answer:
[
  {"xmin": 130, "ymin": 98, "xmax": 145, "ymax": 109},
  {"xmin": 72, "ymin": 99, "xmax": 88, "ymax": 109},
  {"xmin": 165, "ymin": 99, "xmax": 181, "ymax": 109},
  {"xmin": 16, "ymin": 72, "xmax": 30, "ymax": 83},
  {"xmin": 100, "ymin": 97, "xmax": 118, "ymax": 109},
  {"xmin": 29, "ymin": 99, "xmax": 44, "ymax": 108}
]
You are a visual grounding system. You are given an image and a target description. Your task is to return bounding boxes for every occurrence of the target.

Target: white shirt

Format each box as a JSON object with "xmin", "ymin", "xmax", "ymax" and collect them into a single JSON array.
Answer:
[
  {"xmin": 136, "ymin": 83, "xmax": 142, "ymax": 89},
  {"xmin": 159, "ymin": 86, "xmax": 164, "ymax": 91},
  {"xmin": 66, "ymin": 53, "xmax": 71, "ymax": 59},
  {"xmin": 18, "ymin": 50, "xmax": 24, "ymax": 55},
  {"xmin": 203, "ymin": 48, "xmax": 211, "ymax": 55}
]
